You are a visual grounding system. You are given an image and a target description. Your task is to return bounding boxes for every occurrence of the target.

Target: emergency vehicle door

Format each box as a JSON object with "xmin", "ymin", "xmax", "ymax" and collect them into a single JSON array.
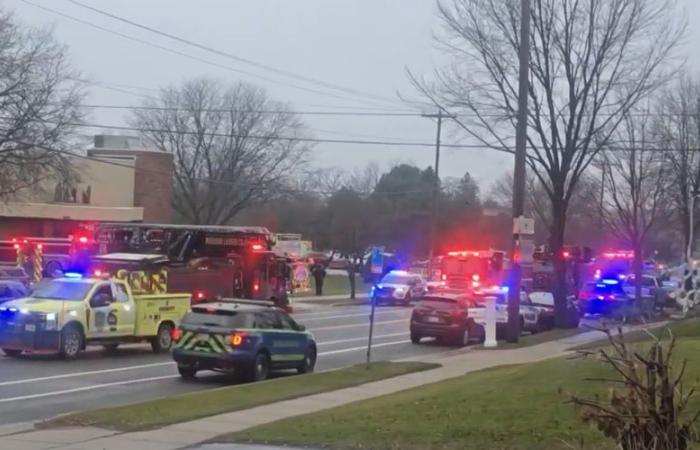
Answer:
[
  {"xmin": 88, "ymin": 282, "xmax": 120, "ymax": 338},
  {"xmin": 111, "ymin": 282, "xmax": 135, "ymax": 335},
  {"xmin": 257, "ymin": 311, "xmax": 306, "ymax": 363}
]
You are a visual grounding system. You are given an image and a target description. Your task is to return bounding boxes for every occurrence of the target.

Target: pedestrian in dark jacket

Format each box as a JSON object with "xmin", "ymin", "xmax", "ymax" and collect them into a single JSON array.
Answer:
[{"xmin": 311, "ymin": 263, "xmax": 327, "ymax": 296}]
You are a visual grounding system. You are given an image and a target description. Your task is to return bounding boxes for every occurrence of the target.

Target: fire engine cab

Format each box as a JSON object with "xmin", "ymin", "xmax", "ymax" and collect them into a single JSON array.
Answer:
[{"xmin": 432, "ymin": 250, "xmax": 507, "ymax": 292}]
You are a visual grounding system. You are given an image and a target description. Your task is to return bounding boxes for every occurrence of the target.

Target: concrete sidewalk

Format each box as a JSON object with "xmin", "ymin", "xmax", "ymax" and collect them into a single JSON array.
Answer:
[{"xmin": 0, "ymin": 325, "xmax": 653, "ymax": 450}]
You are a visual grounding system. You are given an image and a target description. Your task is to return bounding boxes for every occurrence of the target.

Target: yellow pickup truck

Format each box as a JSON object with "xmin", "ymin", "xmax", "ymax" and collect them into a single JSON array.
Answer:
[{"xmin": 0, "ymin": 274, "xmax": 190, "ymax": 359}]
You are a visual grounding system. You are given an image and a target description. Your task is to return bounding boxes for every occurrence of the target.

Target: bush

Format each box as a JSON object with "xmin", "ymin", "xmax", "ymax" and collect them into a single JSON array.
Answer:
[{"xmin": 570, "ymin": 328, "xmax": 700, "ymax": 450}]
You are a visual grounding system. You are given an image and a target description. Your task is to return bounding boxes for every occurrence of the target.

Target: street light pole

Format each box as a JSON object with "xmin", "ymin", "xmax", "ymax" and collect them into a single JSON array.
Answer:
[
  {"xmin": 508, "ymin": 0, "xmax": 531, "ymax": 343},
  {"xmin": 687, "ymin": 191, "xmax": 700, "ymax": 263}
]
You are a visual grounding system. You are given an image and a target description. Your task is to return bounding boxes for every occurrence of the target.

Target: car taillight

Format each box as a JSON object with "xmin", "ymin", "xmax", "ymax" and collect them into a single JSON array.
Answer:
[
  {"xmin": 230, "ymin": 332, "xmax": 248, "ymax": 346},
  {"xmin": 441, "ymin": 274, "xmax": 447, "ymax": 281},
  {"xmin": 171, "ymin": 328, "xmax": 182, "ymax": 342}
]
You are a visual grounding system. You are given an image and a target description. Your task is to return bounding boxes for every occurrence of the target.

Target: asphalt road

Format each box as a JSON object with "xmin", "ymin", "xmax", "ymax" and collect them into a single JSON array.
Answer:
[{"xmin": 0, "ymin": 301, "xmax": 462, "ymax": 426}]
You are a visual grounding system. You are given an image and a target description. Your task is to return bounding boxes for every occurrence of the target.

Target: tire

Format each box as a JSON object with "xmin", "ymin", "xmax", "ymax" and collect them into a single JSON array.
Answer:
[
  {"xmin": 297, "ymin": 345, "xmax": 317, "ymax": 374},
  {"xmin": 178, "ymin": 365, "xmax": 197, "ymax": 380},
  {"xmin": 246, "ymin": 352, "xmax": 270, "ymax": 382},
  {"xmin": 151, "ymin": 323, "xmax": 173, "ymax": 354},
  {"xmin": 453, "ymin": 327, "xmax": 470, "ymax": 347},
  {"xmin": 102, "ymin": 343, "xmax": 120, "ymax": 353},
  {"xmin": 1, "ymin": 348, "xmax": 22, "ymax": 357},
  {"xmin": 43, "ymin": 261, "xmax": 63, "ymax": 278},
  {"xmin": 410, "ymin": 332, "xmax": 421, "ymax": 344},
  {"xmin": 59, "ymin": 325, "xmax": 83, "ymax": 360}
]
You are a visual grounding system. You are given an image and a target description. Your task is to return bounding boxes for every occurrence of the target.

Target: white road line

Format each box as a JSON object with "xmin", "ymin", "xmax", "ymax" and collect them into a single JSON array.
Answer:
[
  {"xmin": 300, "ymin": 311, "xmax": 411, "ymax": 321},
  {"xmin": 318, "ymin": 340, "xmax": 410, "ymax": 356},
  {"xmin": 320, "ymin": 332, "xmax": 406, "ymax": 346},
  {"xmin": 0, "ymin": 362, "xmax": 173, "ymax": 387},
  {"xmin": 0, "ymin": 375, "xmax": 178, "ymax": 403},
  {"xmin": 310, "ymin": 319, "xmax": 406, "ymax": 331}
]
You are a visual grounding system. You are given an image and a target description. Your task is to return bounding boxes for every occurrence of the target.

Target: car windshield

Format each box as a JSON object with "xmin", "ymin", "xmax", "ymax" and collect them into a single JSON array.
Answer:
[
  {"xmin": 184, "ymin": 310, "xmax": 253, "ymax": 328},
  {"xmin": 381, "ymin": 274, "xmax": 412, "ymax": 284},
  {"xmin": 30, "ymin": 280, "xmax": 93, "ymax": 300}
]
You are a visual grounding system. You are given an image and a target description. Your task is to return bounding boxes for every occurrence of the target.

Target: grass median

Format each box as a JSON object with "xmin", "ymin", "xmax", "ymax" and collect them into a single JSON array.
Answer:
[
  {"xmin": 223, "ymin": 320, "xmax": 700, "ymax": 450},
  {"xmin": 40, "ymin": 361, "xmax": 439, "ymax": 432}
]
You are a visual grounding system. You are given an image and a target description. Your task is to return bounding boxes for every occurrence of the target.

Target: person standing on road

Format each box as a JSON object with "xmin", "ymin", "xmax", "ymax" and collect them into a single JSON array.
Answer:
[{"xmin": 311, "ymin": 261, "xmax": 327, "ymax": 296}]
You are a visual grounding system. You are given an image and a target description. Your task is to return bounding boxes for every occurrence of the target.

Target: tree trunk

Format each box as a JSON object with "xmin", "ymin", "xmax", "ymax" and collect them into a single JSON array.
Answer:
[
  {"xmin": 633, "ymin": 239, "xmax": 644, "ymax": 317},
  {"xmin": 550, "ymin": 200, "xmax": 570, "ymax": 328}
]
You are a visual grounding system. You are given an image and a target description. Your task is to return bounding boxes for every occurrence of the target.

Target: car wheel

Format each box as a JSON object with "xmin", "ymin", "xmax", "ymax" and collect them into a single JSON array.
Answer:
[
  {"xmin": 297, "ymin": 345, "xmax": 317, "ymax": 374},
  {"xmin": 248, "ymin": 352, "xmax": 270, "ymax": 382},
  {"xmin": 410, "ymin": 332, "xmax": 421, "ymax": 344},
  {"xmin": 454, "ymin": 327, "xmax": 470, "ymax": 347},
  {"xmin": 102, "ymin": 343, "xmax": 120, "ymax": 353},
  {"xmin": 151, "ymin": 323, "xmax": 173, "ymax": 353},
  {"xmin": 1, "ymin": 348, "xmax": 22, "ymax": 357},
  {"xmin": 178, "ymin": 365, "xmax": 197, "ymax": 380},
  {"xmin": 60, "ymin": 325, "xmax": 82, "ymax": 360}
]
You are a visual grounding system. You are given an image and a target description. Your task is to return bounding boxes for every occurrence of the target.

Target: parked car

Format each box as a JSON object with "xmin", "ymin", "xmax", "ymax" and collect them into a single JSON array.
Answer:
[{"xmin": 410, "ymin": 291, "xmax": 476, "ymax": 346}]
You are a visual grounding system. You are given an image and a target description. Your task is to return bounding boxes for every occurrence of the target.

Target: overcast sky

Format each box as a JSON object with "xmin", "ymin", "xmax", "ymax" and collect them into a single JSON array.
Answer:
[{"xmin": 6, "ymin": 0, "xmax": 700, "ymax": 189}]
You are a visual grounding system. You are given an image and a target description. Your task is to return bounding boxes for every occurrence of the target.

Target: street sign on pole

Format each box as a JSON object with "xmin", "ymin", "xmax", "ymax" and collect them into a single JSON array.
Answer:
[{"xmin": 513, "ymin": 216, "xmax": 535, "ymax": 235}]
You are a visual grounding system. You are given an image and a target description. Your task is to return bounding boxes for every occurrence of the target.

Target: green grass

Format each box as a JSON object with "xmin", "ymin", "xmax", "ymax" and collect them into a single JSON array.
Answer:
[
  {"xmin": 291, "ymin": 274, "xmax": 373, "ymax": 298},
  {"xmin": 40, "ymin": 361, "xmax": 439, "ymax": 432},
  {"xmin": 225, "ymin": 336, "xmax": 700, "ymax": 450}
]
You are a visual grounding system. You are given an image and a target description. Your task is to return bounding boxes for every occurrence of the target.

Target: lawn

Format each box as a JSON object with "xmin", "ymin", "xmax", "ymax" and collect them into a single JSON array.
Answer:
[
  {"xmin": 40, "ymin": 361, "xmax": 439, "ymax": 432},
  {"xmin": 225, "ymin": 322, "xmax": 700, "ymax": 450},
  {"xmin": 291, "ymin": 274, "xmax": 373, "ymax": 298}
]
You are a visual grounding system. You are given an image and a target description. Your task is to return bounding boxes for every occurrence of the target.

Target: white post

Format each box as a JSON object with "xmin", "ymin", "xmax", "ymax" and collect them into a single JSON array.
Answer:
[{"xmin": 483, "ymin": 295, "xmax": 498, "ymax": 348}]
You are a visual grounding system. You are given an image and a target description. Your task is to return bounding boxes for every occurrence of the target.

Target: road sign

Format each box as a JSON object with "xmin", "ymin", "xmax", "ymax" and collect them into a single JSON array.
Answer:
[{"xmin": 513, "ymin": 216, "xmax": 535, "ymax": 235}]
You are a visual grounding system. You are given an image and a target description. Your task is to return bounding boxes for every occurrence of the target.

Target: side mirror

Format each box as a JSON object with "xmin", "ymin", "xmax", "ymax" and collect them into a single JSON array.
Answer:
[
  {"xmin": 296, "ymin": 324, "xmax": 306, "ymax": 332},
  {"xmin": 90, "ymin": 293, "xmax": 111, "ymax": 308}
]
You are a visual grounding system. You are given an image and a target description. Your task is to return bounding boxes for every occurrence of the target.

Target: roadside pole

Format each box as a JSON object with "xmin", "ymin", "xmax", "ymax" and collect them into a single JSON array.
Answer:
[
  {"xmin": 508, "ymin": 0, "xmax": 531, "ymax": 343},
  {"xmin": 366, "ymin": 295, "xmax": 376, "ymax": 369},
  {"xmin": 422, "ymin": 111, "xmax": 455, "ymax": 281}
]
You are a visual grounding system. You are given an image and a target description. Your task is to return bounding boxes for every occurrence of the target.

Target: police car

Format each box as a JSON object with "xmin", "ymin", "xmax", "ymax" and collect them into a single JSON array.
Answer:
[{"xmin": 172, "ymin": 300, "xmax": 316, "ymax": 382}]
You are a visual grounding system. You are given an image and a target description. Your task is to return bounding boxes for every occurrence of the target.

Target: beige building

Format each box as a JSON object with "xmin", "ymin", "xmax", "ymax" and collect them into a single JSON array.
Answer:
[{"xmin": 0, "ymin": 135, "xmax": 173, "ymax": 238}]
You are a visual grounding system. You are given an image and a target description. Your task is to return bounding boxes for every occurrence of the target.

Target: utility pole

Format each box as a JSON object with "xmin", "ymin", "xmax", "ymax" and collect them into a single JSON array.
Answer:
[
  {"xmin": 507, "ymin": 0, "xmax": 531, "ymax": 343},
  {"xmin": 423, "ymin": 110, "xmax": 455, "ymax": 280}
]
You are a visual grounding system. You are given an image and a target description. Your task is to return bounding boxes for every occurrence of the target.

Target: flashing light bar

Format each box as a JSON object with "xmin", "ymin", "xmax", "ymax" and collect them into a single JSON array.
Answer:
[
  {"xmin": 601, "ymin": 279, "xmax": 619, "ymax": 285},
  {"xmin": 389, "ymin": 270, "xmax": 409, "ymax": 275},
  {"xmin": 447, "ymin": 250, "xmax": 481, "ymax": 257},
  {"xmin": 602, "ymin": 250, "xmax": 634, "ymax": 259},
  {"xmin": 64, "ymin": 272, "xmax": 83, "ymax": 279}
]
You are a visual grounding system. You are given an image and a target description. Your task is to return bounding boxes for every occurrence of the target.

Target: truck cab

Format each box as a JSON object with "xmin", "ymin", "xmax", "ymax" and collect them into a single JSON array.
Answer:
[{"xmin": 0, "ymin": 274, "xmax": 190, "ymax": 359}]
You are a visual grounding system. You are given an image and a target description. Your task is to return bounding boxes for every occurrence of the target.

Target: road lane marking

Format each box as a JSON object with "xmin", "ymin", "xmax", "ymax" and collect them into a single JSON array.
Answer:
[
  {"xmin": 310, "ymin": 319, "xmax": 406, "ymax": 331},
  {"xmin": 300, "ymin": 311, "xmax": 411, "ymax": 321},
  {"xmin": 320, "ymin": 332, "xmax": 406, "ymax": 346},
  {"xmin": 318, "ymin": 340, "xmax": 411, "ymax": 356},
  {"xmin": 0, "ymin": 375, "xmax": 178, "ymax": 403},
  {"xmin": 0, "ymin": 362, "xmax": 173, "ymax": 387}
]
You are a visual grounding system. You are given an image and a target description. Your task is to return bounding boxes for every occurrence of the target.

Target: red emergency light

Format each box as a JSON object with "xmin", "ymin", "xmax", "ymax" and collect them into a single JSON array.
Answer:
[
  {"xmin": 12, "ymin": 243, "xmax": 19, "ymax": 250},
  {"xmin": 171, "ymin": 327, "xmax": 182, "ymax": 342},
  {"xmin": 251, "ymin": 243, "xmax": 264, "ymax": 251},
  {"xmin": 602, "ymin": 250, "xmax": 634, "ymax": 259},
  {"xmin": 447, "ymin": 250, "xmax": 481, "ymax": 257},
  {"xmin": 196, "ymin": 291, "xmax": 205, "ymax": 300},
  {"xmin": 562, "ymin": 251, "xmax": 571, "ymax": 259}
]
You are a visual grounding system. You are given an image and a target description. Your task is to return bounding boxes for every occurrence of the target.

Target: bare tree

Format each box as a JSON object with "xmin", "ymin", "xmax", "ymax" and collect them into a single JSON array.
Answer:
[
  {"xmin": 421, "ymin": 0, "xmax": 683, "ymax": 326},
  {"xmin": 653, "ymin": 74, "xmax": 700, "ymax": 258},
  {"xmin": 601, "ymin": 107, "xmax": 670, "ymax": 307},
  {"xmin": 0, "ymin": 10, "xmax": 84, "ymax": 199},
  {"xmin": 347, "ymin": 162, "xmax": 380, "ymax": 195},
  {"xmin": 131, "ymin": 78, "xmax": 310, "ymax": 224}
]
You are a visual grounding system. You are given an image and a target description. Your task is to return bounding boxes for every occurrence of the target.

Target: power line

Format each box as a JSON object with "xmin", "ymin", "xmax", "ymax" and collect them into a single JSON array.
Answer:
[
  {"xmin": 21, "ymin": 0, "xmax": 399, "ymax": 109},
  {"xmin": 78, "ymin": 103, "xmax": 424, "ymax": 117},
  {"xmin": 21, "ymin": 141, "xmax": 441, "ymax": 198},
  {"xmin": 63, "ymin": 0, "xmax": 406, "ymax": 108}
]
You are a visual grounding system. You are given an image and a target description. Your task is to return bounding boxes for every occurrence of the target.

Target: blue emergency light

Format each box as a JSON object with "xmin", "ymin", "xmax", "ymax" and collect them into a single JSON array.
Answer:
[
  {"xmin": 63, "ymin": 272, "xmax": 83, "ymax": 279},
  {"xmin": 601, "ymin": 279, "xmax": 619, "ymax": 285}
]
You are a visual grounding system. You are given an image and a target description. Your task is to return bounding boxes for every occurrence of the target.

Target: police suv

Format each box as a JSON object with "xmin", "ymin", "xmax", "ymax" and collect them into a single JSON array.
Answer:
[{"xmin": 172, "ymin": 300, "xmax": 316, "ymax": 382}]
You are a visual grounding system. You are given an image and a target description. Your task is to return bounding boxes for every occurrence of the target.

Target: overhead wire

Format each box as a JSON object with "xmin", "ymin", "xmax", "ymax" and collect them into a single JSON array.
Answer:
[
  {"xmin": 64, "ymin": 0, "xmax": 407, "ymax": 108},
  {"xmin": 21, "ymin": 0, "xmax": 401, "ymax": 109}
]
